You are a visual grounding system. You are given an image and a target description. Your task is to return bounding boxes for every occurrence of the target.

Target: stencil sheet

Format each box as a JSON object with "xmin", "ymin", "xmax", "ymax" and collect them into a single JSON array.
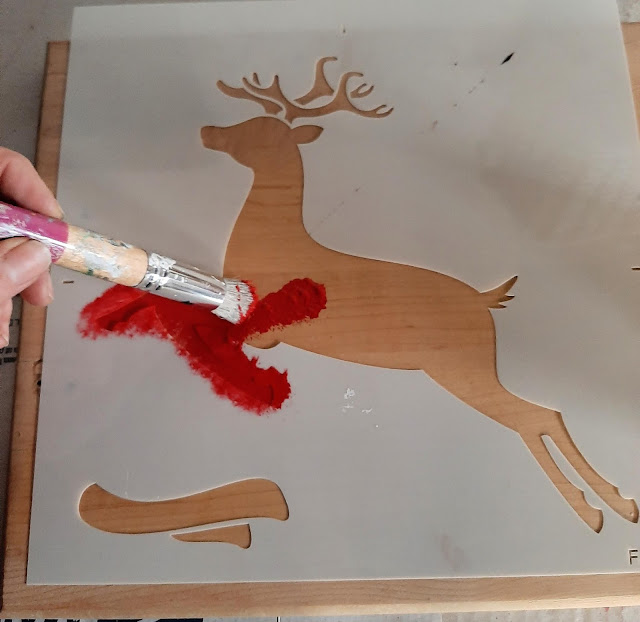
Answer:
[{"xmin": 29, "ymin": 0, "xmax": 640, "ymax": 584}]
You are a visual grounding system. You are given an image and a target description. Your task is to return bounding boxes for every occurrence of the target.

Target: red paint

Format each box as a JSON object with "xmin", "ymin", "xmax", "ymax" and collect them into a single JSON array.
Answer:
[{"xmin": 79, "ymin": 278, "xmax": 326, "ymax": 414}]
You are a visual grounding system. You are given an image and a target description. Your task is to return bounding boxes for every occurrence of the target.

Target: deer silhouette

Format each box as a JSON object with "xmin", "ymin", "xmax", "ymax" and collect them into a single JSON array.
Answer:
[{"xmin": 200, "ymin": 57, "xmax": 638, "ymax": 533}]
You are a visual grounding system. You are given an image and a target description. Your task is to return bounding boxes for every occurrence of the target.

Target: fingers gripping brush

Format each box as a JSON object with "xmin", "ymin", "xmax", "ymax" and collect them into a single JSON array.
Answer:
[{"xmin": 0, "ymin": 201, "xmax": 254, "ymax": 324}]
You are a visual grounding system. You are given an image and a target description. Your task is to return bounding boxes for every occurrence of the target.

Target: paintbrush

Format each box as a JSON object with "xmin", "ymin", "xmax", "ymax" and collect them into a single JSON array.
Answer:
[{"xmin": 0, "ymin": 200, "xmax": 253, "ymax": 324}]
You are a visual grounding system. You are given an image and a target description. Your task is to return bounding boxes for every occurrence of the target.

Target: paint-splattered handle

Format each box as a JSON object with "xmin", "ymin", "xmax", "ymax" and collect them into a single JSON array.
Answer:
[
  {"xmin": 0, "ymin": 200, "xmax": 148, "ymax": 286},
  {"xmin": 61, "ymin": 225, "xmax": 149, "ymax": 286}
]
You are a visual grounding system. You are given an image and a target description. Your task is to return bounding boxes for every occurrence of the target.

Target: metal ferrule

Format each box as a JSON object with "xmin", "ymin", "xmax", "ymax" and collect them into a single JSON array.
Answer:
[{"xmin": 136, "ymin": 252, "xmax": 226, "ymax": 309}]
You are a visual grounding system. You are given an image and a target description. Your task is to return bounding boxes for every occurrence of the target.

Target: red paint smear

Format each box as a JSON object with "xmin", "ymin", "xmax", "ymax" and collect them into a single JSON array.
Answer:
[{"xmin": 78, "ymin": 279, "xmax": 326, "ymax": 414}]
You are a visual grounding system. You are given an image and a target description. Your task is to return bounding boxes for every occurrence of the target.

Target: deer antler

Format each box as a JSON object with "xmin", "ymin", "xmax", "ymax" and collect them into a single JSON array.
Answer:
[
  {"xmin": 216, "ymin": 80, "xmax": 283, "ymax": 116},
  {"xmin": 295, "ymin": 56, "xmax": 338, "ymax": 105},
  {"xmin": 217, "ymin": 56, "xmax": 393, "ymax": 124}
]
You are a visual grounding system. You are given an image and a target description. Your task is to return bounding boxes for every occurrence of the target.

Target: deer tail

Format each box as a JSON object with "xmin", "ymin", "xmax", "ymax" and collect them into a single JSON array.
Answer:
[{"xmin": 480, "ymin": 275, "xmax": 518, "ymax": 309}]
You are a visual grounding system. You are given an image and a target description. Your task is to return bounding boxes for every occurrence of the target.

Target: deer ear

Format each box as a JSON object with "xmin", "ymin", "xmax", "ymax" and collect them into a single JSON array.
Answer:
[{"xmin": 291, "ymin": 125, "xmax": 323, "ymax": 144}]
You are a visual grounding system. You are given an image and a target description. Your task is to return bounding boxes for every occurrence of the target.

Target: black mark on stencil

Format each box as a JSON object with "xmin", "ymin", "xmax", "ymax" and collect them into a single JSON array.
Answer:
[
  {"xmin": 501, "ymin": 52, "xmax": 515, "ymax": 65},
  {"xmin": 630, "ymin": 549, "xmax": 639, "ymax": 565},
  {"xmin": 62, "ymin": 280, "xmax": 75, "ymax": 284},
  {"xmin": 467, "ymin": 78, "xmax": 485, "ymax": 95}
]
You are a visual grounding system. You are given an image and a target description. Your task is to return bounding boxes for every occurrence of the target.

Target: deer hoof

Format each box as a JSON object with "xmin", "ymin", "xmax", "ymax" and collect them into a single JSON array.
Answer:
[
  {"xmin": 618, "ymin": 497, "xmax": 639, "ymax": 523},
  {"xmin": 584, "ymin": 506, "xmax": 604, "ymax": 533}
]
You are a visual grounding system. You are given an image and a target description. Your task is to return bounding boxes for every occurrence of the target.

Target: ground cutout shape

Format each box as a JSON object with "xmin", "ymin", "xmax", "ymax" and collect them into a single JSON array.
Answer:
[{"xmin": 79, "ymin": 479, "xmax": 287, "ymax": 548}]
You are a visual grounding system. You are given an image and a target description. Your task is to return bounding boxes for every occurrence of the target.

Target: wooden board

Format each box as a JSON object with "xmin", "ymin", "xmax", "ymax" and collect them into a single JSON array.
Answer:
[{"xmin": 4, "ymin": 29, "xmax": 640, "ymax": 614}]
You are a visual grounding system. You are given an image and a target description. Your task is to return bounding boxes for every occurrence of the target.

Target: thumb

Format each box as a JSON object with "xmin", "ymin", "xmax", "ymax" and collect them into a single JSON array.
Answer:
[{"xmin": 0, "ymin": 239, "xmax": 51, "ymax": 301}]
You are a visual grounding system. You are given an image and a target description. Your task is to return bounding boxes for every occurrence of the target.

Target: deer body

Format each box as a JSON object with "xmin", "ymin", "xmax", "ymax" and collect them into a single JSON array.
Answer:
[
  {"xmin": 216, "ymin": 119, "xmax": 493, "ymax": 373},
  {"xmin": 201, "ymin": 60, "xmax": 638, "ymax": 532}
]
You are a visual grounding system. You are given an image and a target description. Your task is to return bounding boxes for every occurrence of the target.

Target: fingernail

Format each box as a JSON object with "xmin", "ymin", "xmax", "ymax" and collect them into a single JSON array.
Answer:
[
  {"xmin": 3, "ymin": 240, "xmax": 52, "ymax": 287},
  {"xmin": 46, "ymin": 278, "xmax": 54, "ymax": 304},
  {"xmin": 0, "ymin": 335, "xmax": 8, "ymax": 349},
  {"xmin": 52, "ymin": 199, "xmax": 64, "ymax": 219}
]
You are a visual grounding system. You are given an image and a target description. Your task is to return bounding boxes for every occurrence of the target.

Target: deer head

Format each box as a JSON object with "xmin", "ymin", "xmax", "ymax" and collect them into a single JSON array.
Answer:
[{"xmin": 200, "ymin": 57, "xmax": 393, "ymax": 169}]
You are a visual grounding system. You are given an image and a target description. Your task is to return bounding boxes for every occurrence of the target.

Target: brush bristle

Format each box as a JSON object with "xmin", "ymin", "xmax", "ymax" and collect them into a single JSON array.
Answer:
[{"xmin": 212, "ymin": 279, "xmax": 255, "ymax": 324}]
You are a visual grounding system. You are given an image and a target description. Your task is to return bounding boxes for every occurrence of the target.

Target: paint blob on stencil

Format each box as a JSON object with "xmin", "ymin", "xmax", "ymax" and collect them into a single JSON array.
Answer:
[{"xmin": 78, "ymin": 278, "xmax": 327, "ymax": 414}]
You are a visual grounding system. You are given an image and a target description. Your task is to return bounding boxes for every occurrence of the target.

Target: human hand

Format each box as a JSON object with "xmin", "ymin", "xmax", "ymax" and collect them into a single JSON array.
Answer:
[{"xmin": 0, "ymin": 147, "xmax": 63, "ymax": 346}]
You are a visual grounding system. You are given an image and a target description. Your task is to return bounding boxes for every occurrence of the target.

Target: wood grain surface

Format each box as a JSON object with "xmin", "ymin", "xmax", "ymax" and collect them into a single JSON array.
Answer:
[
  {"xmin": 79, "ymin": 479, "xmax": 288, "ymax": 534},
  {"xmin": 3, "ymin": 30, "xmax": 640, "ymax": 615},
  {"xmin": 172, "ymin": 524, "xmax": 252, "ymax": 548}
]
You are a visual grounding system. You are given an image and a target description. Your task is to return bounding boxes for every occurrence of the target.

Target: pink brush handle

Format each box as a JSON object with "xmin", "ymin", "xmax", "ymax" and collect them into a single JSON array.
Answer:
[{"xmin": 0, "ymin": 201, "xmax": 149, "ymax": 286}]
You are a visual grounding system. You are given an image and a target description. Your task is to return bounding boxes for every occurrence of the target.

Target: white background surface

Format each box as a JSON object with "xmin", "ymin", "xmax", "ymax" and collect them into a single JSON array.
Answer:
[
  {"xmin": 3, "ymin": 0, "xmax": 640, "ymax": 618},
  {"xmin": 26, "ymin": 0, "xmax": 640, "ymax": 586}
]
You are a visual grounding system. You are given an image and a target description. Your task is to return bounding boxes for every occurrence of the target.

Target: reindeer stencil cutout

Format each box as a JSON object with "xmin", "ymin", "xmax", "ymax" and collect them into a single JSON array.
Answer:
[{"xmin": 200, "ymin": 56, "xmax": 638, "ymax": 533}]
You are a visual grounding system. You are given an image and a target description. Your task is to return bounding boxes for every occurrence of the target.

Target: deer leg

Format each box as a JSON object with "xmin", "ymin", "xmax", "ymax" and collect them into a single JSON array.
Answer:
[
  {"xmin": 524, "ymin": 412, "xmax": 638, "ymax": 524},
  {"xmin": 521, "ymin": 431, "xmax": 604, "ymax": 532},
  {"xmin": 430, "ymin": 369, "xmax": 635, "ymax": 530},
  {"xmin": 427, "ymin": 362, "xmax": 605, "ymax": 531},
  {"xmin": 421, "ymin": 310, "xmax": 634, "ymax": 532},
  {"xmin": 245, "ymin": 332, "xmax": 280, "ymax": 349}
]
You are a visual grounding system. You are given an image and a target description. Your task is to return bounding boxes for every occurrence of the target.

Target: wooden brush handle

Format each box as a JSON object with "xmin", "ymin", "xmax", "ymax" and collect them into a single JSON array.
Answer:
[
  {"xmin": 61, "ymin": 224, "xmax": 149, "ymax": 286},
  {"xmin": 0, "ymin": 200, "xmax": 149, "ymax": 286}
]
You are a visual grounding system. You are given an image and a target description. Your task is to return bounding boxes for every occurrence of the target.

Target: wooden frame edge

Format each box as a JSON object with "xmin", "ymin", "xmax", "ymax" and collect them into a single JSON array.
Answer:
[{"xmin": 3, "ymin": 33, "xmax": 640, "ymax": 615}]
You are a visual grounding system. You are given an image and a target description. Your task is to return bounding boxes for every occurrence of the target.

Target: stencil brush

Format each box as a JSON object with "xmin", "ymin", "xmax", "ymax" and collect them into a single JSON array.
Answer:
[{"xmin": 0, "ymin": 200, "xmax": 253, "ymax": 324}]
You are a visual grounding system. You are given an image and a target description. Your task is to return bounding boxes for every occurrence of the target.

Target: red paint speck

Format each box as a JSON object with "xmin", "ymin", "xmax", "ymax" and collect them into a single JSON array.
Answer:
[{"xmin": 78, "ymin": 279, "xmax": 327, "ymax": 414}]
